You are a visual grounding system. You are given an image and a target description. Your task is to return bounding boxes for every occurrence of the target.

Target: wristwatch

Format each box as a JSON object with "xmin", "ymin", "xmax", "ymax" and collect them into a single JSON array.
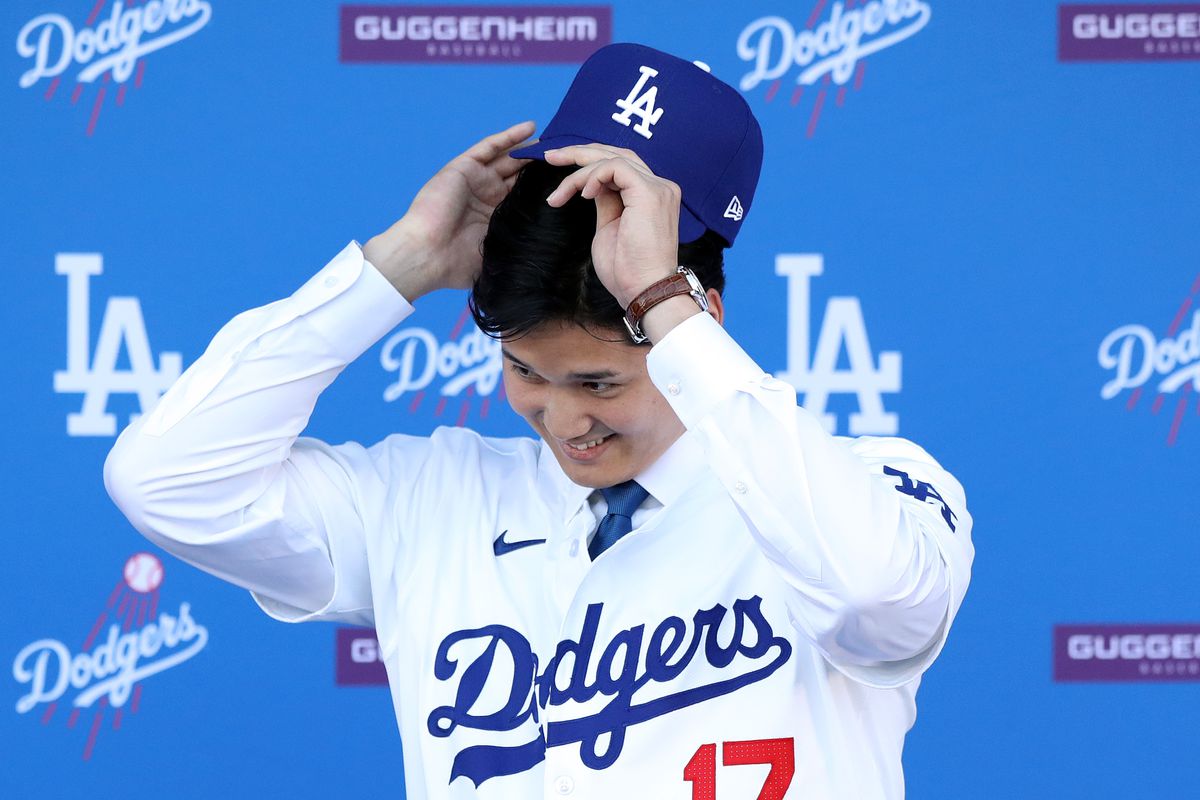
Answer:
[{"xmin": 623, "ymin": 266, "xmax": 710, "ymax": 344}]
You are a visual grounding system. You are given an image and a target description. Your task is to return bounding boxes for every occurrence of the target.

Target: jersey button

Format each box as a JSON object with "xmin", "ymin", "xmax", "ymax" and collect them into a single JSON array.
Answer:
[
  {"xmin": 734, "ymin": 481, "xmax": 748, "ymax": 494},
  {"xmin": 553, "ymin": 775, "xmax": 575, "ymax": 795}
]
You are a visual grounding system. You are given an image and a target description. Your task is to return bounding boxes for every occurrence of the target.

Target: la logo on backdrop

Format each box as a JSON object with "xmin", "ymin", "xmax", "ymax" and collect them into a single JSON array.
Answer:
[
  {"xmin": 736, "ymin": 0, "xmax": 932, "ymax": 137},
  {"xmin": 775, "ymin": 254, "xmax": 900, "ymax": 435},
  {"xmin": 53, "ymin": 253, "xmax": 182, "ymax": 437},
  {"xmin": 1097, "ymin": 273, "xmax": 1200, "ymax": 446},
  {"xmin": 15, "ymin": 0, "xmax": 212, "ymax": 136},
  {"xmin": 11, "ymin": 553, "xmax": 209, "ymax": 759}
]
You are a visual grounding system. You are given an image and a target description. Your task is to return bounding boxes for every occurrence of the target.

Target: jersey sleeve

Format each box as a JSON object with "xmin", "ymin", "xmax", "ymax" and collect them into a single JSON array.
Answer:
[
  {"xmin": 645, "ymin": 312, "xmax": 974, "ymax": 688},
  {"xmin": 103, "ymin": 242, "xmax": 414, "ymax": 626}
]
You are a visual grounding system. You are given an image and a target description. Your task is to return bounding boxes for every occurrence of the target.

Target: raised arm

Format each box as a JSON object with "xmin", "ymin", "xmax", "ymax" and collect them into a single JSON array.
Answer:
[
  {"xmin": 645, "ymin": 312, "xmax": 973, "ymax": 686},
  {"xmin": 542, "ymin": 141, "xmax": 973, "ymax": 685},
  {"xmin": 104, "ymin": 122, "xmax": 538, "ymax": 622}
]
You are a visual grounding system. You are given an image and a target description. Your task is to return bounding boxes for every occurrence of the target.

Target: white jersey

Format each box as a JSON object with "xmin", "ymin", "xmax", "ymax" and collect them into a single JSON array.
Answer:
[{"xmin": 105, "ymin": 243, "xmax": 973, "ymax": 799}]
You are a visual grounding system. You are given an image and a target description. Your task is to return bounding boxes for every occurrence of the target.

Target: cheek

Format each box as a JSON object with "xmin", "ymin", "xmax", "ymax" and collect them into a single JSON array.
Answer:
[
  {"xmin": 614, "ymin": 385, "xmax": 680, "ymax": 440},
  {"xmin": 502, "ymin": 372, "xmax": 540, "ymax": 420},
  {"xmin": 603, "ymin": 395, "xmax": 654, "ymax": 437}
]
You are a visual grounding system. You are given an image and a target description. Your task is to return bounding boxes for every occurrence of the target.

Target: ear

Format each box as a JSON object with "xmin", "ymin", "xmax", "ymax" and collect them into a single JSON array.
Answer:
[{"xmin": 705, "ymin": 288, "xmax": 725, "ymax": 327}]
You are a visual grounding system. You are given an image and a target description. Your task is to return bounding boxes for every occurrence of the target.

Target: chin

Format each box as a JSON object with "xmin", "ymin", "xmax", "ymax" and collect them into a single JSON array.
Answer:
[
  {"xmin": 551, "ymin": 450, "xmax": 635, "ymax": 489},
  {"xmin": 557, "ymin": 458, "xmax": 617, "ymax": 489}
]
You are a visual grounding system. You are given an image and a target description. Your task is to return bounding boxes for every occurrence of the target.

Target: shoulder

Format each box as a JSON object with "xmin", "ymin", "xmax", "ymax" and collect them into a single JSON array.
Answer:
[
  {"xmin": 362, "ymin": 425, "xmax": 541, "ymax": 478},
  {"xmin": 841, "ymin": 434, "xmax": 968, "ymax": 520},
  {"xmin": 844, "ymin": 438, "xmax": 964, "ymax": 489}
]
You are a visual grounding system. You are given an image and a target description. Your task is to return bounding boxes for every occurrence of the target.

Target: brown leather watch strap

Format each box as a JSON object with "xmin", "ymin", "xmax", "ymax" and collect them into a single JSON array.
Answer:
[{"xmin": 625, "ymin": 273, "xmax": 693, "ymax": 330}]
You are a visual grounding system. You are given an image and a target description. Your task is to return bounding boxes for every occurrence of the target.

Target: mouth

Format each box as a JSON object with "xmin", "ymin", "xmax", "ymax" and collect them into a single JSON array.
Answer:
[{"xmin": 559, "ymin": 433, "xmax": 615, "ymax": 462}]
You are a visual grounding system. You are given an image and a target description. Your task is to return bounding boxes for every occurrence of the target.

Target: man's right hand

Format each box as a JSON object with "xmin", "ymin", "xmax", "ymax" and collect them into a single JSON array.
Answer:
[{"xmin": 363, "ymin": 120, "xmax": 537, "ymax": 301}]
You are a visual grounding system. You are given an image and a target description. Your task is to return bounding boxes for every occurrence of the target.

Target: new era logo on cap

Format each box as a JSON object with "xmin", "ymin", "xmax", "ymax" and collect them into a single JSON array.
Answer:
[
  {"xmin": 510, "ymin": 43, "xmax": 764, "ymax": 247},
  {"xmin": 724, "ymin": 196, "xmax": 743, "ymax": 221}
]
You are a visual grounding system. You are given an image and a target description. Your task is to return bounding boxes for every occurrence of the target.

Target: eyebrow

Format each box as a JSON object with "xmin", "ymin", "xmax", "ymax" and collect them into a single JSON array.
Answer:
[{"xmin": 502, "ymin": 350, "xmax": 620, "ymax": 381}]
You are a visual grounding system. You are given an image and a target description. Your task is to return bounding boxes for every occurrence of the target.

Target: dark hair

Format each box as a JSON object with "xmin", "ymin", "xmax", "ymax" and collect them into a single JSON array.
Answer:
[{"xmin": 469, "ymin": 159, "xmax": 727, "ymax": 342}]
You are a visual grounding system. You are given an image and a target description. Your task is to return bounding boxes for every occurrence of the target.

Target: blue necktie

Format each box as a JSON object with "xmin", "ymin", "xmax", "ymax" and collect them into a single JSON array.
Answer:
[{"xmin": 589, "ymin": 480, "xmax": 650, "ymax": 560}]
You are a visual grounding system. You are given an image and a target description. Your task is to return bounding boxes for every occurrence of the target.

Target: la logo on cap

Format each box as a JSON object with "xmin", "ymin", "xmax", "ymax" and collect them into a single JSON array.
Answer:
[{"xmin": 612, "ymin": 65, "xmax": 664, "ymax": 139}]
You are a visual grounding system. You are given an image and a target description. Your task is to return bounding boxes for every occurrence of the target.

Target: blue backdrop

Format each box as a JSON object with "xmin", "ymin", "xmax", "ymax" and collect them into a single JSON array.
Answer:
[{"xmin": 3, "ymin": 0, "xmax": 1198, "ymax": 797}]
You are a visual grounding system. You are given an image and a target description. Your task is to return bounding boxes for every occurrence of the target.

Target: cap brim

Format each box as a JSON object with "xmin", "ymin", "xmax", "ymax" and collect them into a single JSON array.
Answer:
[
  {"xmin": 511, "ymin": 136, "xmax": 711, "ymax": 245},
  {"xmin": 508, "ymin": 134, "xmax": 598, "ymax": 161}
]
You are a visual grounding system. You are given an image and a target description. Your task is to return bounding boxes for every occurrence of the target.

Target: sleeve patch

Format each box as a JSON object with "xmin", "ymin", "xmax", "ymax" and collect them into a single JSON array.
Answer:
[{"xmin": 883, "ymin": 465, "xmax": 957, "ymax": 532}]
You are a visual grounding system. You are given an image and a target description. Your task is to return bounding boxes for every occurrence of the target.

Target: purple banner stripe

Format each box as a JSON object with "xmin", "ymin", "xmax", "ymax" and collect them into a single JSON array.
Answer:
[
  {"xmin": 1059, "ymin": 4, "xmax": 1200, "ymax": 61},
  {"xmin": 340, "ymin": 5, "xmax": 612, "ymax": 64},
  {"xmin": 336, "ymin": 627, "xmax": 390, "ymax": 686},
  {"xmin": 1054, "ymin": 624, "xmax": 1200, "ymax": 682}
]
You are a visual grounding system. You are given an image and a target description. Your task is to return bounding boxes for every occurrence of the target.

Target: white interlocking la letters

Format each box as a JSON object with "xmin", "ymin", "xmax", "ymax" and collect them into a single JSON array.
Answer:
[
  {"xmin": 53, "ymin": 253, "xmax": 182, "ymax": 437},
  {"xmin": 774, "ymin": 254, "xmax": 901, "ymax": 435},
  {"xmin": 611, "ymin": 65, "xmax": 664, "ymax": 139}
]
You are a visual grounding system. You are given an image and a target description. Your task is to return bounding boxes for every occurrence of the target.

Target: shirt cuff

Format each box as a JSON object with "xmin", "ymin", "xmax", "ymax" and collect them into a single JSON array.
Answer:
[{"xmin": 645, "ymin": 312, "xmax": 769, "ymax": 427}]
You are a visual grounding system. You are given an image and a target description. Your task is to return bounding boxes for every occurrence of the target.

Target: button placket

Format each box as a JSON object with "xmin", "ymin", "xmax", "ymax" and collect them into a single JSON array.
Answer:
[{"xmin": 548, "ymin": 509, "xmax": 592, "ymax": 615}]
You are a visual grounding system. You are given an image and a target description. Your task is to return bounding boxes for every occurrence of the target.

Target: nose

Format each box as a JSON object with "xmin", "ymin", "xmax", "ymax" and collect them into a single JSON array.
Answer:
[{"xmin": 541, "ymin": 389, "xmax": 593, "ymax": 442}]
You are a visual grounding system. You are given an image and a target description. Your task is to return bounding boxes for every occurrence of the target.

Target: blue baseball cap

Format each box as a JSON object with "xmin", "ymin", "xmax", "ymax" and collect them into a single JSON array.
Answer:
[{"xmin": 510, "ymin": 42, "xmax": 763, "ymax": 247}]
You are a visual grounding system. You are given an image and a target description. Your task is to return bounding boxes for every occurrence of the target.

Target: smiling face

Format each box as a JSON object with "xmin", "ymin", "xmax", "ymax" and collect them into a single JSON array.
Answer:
[{"xmin": 502, "ymin": 320, "xmax": 686, "ymax": 489}]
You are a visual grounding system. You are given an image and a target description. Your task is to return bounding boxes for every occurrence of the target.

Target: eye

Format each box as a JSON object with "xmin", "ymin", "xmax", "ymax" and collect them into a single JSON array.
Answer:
[
  {"xmin": 509, "ymin": 362, "xmax": 541, "ymax": 381},
  {"xmin": 582, "ymin": 381, "xmax": 616, "ymax": 394}
]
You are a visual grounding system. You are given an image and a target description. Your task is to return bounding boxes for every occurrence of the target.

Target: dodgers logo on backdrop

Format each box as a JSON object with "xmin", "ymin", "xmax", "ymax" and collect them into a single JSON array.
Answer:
[
  {"xmin": 11, "ymin": 553, "xmax": 209, "ymax": 761},
  {"xmin": 774, "ymin": 254, "xmax": 901, "ymax": 435},
  {"xmin": 1097, "ymin": 273, "xmax": 1200, "ymax": 446},
  {"xmin": 736, "ymin": 0, "xmax": 932, "ymax": 137},
  {"xmin": 379, "ymin": 306, "xmax": 503, "ymax": 427},
  {"xmin": 15, "ymin": 0, "xmax": 213, "ymax": 135},
  {"xmin": 53, "ymin": 253, "xmax": 182, "ymax": 437},
  {"xmin": 427, "ymin": 596, "xmax": 791, "ymax": 787}
]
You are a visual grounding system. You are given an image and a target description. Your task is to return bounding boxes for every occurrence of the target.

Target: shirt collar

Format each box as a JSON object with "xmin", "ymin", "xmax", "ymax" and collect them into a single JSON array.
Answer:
[{"xmin": 633, "ymin": 431, "xmax": 706, "ymax": 507}]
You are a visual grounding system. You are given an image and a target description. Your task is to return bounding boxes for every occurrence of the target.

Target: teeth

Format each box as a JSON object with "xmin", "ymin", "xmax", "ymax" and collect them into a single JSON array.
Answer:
[{"xmin": 566, "ymin": 436, "xmax": 608, "ymax": 451}]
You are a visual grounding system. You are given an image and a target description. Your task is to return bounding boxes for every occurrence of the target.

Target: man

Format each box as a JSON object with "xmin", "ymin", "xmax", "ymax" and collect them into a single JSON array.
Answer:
[{"xmin": 105, "ymin": 43, "xmax": 972, "ymax": 799}]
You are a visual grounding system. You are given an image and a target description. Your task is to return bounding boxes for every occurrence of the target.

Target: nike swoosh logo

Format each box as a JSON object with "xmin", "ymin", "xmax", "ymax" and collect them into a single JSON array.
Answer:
[{"xmin": 492, "ymin": 530, "xmax": 547, "ymax": 557}]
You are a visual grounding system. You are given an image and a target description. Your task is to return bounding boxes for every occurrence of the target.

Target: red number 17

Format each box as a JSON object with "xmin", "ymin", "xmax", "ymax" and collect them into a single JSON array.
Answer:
[{"xmin": 683, "ymin": 737, "xmax": 795, "ymax": 800}]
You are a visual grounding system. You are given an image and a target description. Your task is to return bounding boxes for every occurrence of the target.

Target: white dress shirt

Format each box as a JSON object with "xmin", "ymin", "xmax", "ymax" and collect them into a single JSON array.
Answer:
[{"xmin": 105, "ymin": 242, "xmax": 974, "ymax": 799}]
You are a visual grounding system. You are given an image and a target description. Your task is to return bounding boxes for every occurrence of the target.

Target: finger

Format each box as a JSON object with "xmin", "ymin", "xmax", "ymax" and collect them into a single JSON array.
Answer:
[
  {"xmin": 492, "ymin": 142, "xmax": 535, "ymax": 179},
  {"xmin": 463, "ymin": 121, "xmax": 537, "ymax": 163},
  {"xmin": 593, "ymin": 185, "xmax": 623, "ymax": 231},
  {"xmin": 546, "ymin": 158, "xmax": 644, "ymax": 207},
  {"xmin": 544, "ymin": 144, "xmax": 651, "ymax": 172},
  {"xmin": 579, "ymin": 161, "xmax": 646, "ymax": 202},
  {"xmin": 544, "ymin": 161, "xmax": 599, "ymax": 207}
]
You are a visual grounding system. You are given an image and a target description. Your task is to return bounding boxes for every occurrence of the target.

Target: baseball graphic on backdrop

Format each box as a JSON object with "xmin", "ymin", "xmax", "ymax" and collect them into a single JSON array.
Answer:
[{"xmin": 123, "ymin": 552, "xmax": 164, "ymax": 594}]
